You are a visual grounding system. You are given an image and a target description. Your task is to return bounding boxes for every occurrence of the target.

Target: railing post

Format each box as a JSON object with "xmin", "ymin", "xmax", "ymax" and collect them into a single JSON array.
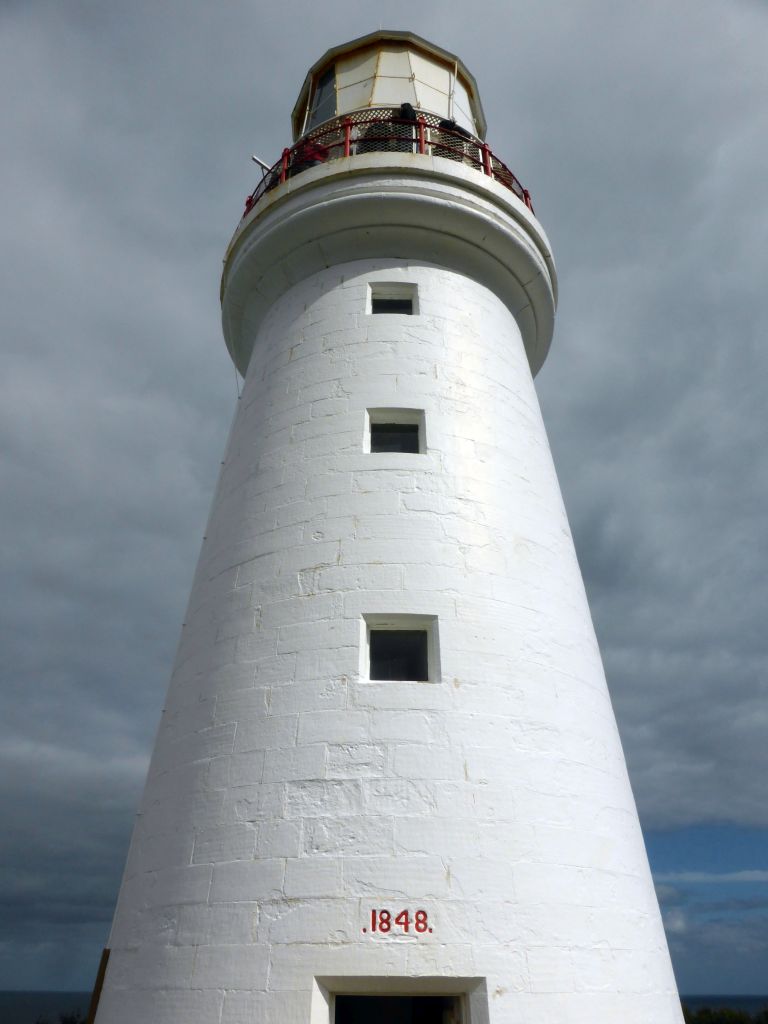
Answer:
[
  {"xmin": 417, "ymin": 116, "xmax": 426, "ymax": 156},
  {"xmin": 280, "ymin": 147, "xmax": 290, "ymax": 184},
  {"xmin": 522, "ymin": 188, "xmax": 533, "ymax": 212},
  {"xmin": 481, "ymin": 143, "xmax": 492, "ymax": 178},
  {"xmin": 343, "ymin": 118, "xmax": 352, "ymax": 158}
]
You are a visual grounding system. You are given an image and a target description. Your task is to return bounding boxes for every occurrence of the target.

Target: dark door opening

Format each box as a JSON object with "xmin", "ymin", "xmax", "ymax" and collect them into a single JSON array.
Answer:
[{"xmin": 335, "ymin": 994, "xmax": 462, "ymax": 1024}]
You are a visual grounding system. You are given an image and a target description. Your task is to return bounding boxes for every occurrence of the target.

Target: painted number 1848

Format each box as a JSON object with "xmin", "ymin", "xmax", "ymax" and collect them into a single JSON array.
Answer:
[{"xmin": 364, "ymin": 909, "xmax": 432, "ymax": 935}]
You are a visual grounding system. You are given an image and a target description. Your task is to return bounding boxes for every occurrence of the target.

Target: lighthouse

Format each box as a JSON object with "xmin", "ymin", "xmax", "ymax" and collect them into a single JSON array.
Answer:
[{"xmin": 94, "ymin": 30, "xmax": 684, "ymax": 1024}]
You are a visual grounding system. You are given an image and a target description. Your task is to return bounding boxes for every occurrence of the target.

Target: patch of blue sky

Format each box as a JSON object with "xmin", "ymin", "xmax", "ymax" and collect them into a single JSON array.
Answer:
[
  {"xmin": 646, "ymin": 824, "xmax": 768, "ymax": 925},
  {"xmin": 646, "ymin": 824, "xmax": 768, "ymax": 875}
]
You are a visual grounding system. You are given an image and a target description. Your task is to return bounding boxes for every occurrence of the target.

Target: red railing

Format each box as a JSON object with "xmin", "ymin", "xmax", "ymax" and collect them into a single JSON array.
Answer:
[{"xmin": 242, "ymin": 108, "xmax": 533, "ymax": 218}]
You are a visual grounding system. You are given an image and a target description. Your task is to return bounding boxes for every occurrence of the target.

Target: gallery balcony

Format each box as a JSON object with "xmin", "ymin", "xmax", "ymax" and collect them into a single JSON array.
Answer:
[{"xmin": 242, "ymin": 107, "xmax": 533, "ymax": 219}]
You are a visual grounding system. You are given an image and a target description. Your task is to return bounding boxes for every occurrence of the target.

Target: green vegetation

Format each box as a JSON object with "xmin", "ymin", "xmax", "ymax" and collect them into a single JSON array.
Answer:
[
  {"xmin": 35, "ymin": 1013, "xmax": 86, "ymax": 1024},
  {"xmin": 682, "ymin": 1007, "xmax": 768, "ymax": 1024}
]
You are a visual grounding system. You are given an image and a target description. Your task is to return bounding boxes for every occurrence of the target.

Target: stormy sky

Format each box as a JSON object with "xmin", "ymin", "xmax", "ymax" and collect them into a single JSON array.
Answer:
[{"xmin": 1, "ymin": 0, "xmax": 766, "ymax": 996}]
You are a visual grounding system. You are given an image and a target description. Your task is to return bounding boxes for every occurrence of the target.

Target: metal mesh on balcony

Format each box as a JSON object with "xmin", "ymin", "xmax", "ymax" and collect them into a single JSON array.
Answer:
[{"xmin": 243, "ymin": 108, "xmax": 532, "ymax": 218}]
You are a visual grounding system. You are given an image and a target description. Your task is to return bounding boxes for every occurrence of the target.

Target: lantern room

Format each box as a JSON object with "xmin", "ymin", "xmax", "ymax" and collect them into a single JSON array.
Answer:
[{"xmin": 291, "ymin": 30, "xmax": 487, "ymax": 141}]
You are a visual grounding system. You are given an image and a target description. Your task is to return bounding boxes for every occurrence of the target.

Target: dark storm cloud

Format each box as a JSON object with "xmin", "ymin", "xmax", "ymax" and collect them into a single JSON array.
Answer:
[
  {"xmin": 1, "ymin": 0, "xmax": 765, "ymax": 992},
  {"xmin": 495, "ymin": 0, "xmax": 768, "ymax": 832}
]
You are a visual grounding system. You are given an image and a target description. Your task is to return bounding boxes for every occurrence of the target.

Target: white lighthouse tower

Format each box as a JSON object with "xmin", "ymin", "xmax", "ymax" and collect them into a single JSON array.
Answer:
[{"xmin": 94, "ymin": 31, "xmax": 683, "ymax": 1024}]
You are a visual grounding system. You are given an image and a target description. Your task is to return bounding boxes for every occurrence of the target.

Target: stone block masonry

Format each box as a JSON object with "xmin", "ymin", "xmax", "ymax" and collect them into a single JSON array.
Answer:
[
  {"xmin": 94, "ymin": 35, "xmax": 681, "ymax": 1017},
  {"xmin": 97, "ymin": 260, "xmax": 682, "ymax": 1023}
]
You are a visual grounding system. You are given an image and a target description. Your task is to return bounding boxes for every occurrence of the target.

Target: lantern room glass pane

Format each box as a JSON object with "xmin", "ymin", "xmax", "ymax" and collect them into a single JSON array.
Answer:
[
  {"xmin": 337, "ymin": 79, "xmax": 375, "ymax": 114},
  {"xmin": 308, "ymin": 66, "xmax": 337, "ymax": 129},
  {"xmin": 376, "ymin": 49, "xmax": 414, "ymax": 78},
  {"xmin": 413, "ymin": 81, "xmax": 450, "ymax": 120},
  {"xmin": 370, "ymin": 77, "xmax": 418, "ymax": 107},
  {"xmin": 336, "ymin": 49, "xmax": 379, "ymax": 89},
  {"xmin": 452, "ymin": 81, "xmax": 476, "ymax": 134},
  {"xmin": 410, "ymin": 52, "xmax": 451, "ymax": 92}
]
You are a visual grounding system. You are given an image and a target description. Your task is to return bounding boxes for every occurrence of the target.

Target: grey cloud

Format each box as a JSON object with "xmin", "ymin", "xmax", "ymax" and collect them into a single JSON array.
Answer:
[{"xmin": 1, "ymin": 0, "xmax": 766, "ymax": 989}]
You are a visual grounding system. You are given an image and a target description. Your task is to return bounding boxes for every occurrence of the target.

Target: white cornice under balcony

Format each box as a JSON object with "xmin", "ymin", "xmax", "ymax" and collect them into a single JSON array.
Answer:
[{"xmin": 222, "ymin": 153, "xmax": 557, "ymax": 378}]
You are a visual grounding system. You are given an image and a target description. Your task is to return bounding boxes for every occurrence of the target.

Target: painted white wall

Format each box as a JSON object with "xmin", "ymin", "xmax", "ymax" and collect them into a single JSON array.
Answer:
[
  {"xmin": 222, "ymin": 155, "xmax": 557, "ymax": 378},
  {"xmin": 97, "ymin": 257, "xmax": 682, "ymax": 1024}
]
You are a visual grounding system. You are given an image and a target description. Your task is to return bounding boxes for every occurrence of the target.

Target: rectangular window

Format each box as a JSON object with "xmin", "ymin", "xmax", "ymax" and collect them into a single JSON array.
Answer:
[
  {"xmin": 336, "ymin": 995, "xmax": 464, "ymax": 1024},
  {"xmin": 366, "ymin": 409, "xmax": 425, "ymax": 454},
  {"xmin": 370, "ymin": 630, "xmax": 428, "ymax": 681},
  {"xmin": 371, "ymin": 422, "xmax": 419, "ymax": 453},
  {"xmin": 368, "ymin": 282, "xmax": 418, "ymax": 315},
  {"xmin": 372, "ymin": 296, "xmax": 413, "ymax": 314},
  {"xmin": 363, "ymin": 615, "xmax": 439, "ymax": 683}
]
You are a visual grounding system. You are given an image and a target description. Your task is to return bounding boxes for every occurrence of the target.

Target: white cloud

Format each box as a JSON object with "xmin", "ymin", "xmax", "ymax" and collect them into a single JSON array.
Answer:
[
  {"xmin": 663, "ymin": 907, "xmax": 689, "ymax": 935},
  {"xmin": 655, "ymin": 871, "xmax": 768, "ymax": 885}
]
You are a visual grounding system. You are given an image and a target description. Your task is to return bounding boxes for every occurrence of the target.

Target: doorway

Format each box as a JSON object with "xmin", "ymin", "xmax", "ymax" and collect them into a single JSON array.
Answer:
[{"xmin": 335, "ymin": 995, "xmax": 463, "ymax": 1024}]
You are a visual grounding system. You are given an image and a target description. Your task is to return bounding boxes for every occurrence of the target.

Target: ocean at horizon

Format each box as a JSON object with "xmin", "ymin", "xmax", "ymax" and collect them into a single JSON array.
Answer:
[{"xmin": 1, "ymin": 990, "xmax": 766, "ymax": 1023}]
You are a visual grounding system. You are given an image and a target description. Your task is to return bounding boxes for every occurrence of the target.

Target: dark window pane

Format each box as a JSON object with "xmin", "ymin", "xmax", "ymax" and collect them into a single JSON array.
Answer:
[
  {"xmin": 371, "ymin": 297, "xmax": 413, "ymax": 314},
  {"xmin": 370, "ymin": 630, "xmax": 428, "ymax": 681},
  {"xmin": 336, "ymin": 995, "xmax": 455, "ymax": 1024},
  {"xmin": 308, "ymin": 66, "xmax": 336, "ymax": 129},
  {"xmin": 371, "ymin": 422, "xmax": 419, "ymax": 453}
]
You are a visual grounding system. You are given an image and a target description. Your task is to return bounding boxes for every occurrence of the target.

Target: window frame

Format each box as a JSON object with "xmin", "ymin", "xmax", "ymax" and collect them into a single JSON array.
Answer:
[
  {"xmin": 361, "ymin": 614, "xmax": 440, "ymax": 684},
  {"xmin": 307, "ymin": 66, "xmax": 337, "ymax": 130},
  {"xmin": 364, "ymin": 408, "xmax": 426, "ymax": 454},
  {"xmin": 366, "ymin": 282, "xmax": 419, "ymax": 316}
]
